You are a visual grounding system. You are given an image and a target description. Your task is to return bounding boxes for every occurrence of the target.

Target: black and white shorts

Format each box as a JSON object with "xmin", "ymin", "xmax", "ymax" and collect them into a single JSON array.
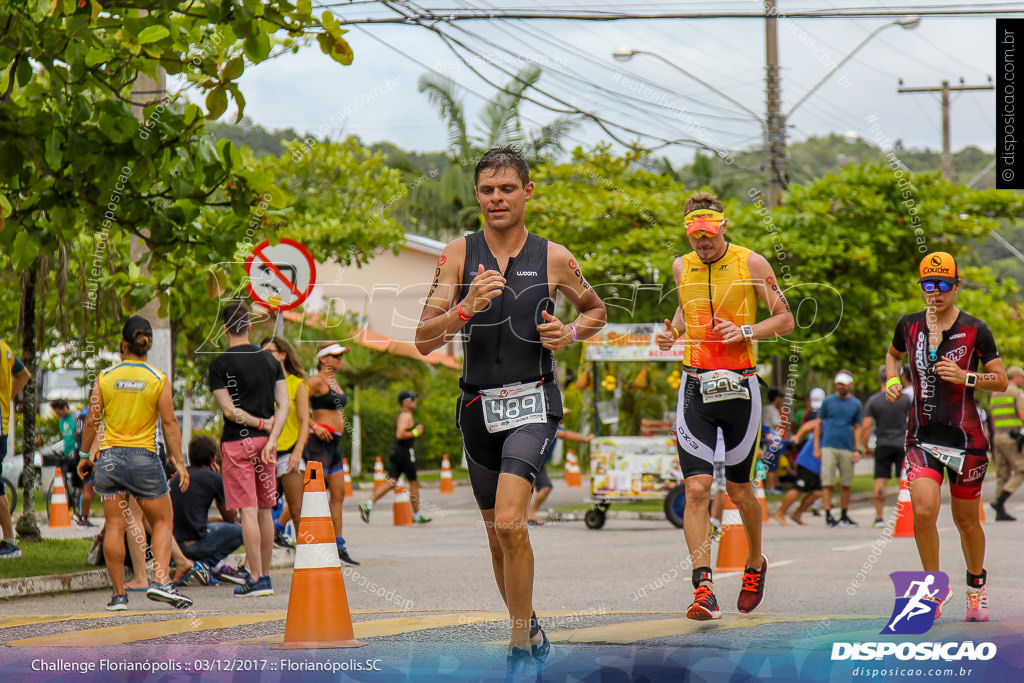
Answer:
[{"xmin": 675, "ymin": 374, "xmax": 762, "ymax": 484}]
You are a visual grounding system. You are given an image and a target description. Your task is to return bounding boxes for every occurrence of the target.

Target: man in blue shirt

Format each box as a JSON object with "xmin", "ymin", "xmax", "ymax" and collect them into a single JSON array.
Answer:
[{"xmin": 814, "ymin": 371, "xmax": 863, "ymax": 527}]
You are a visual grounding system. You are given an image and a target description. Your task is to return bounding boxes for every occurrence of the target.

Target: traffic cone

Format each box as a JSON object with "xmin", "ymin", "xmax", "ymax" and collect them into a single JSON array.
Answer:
[
  {"xmin": 564, "ymin": 450, "xmax": 582, "ymax": 488},
  {"xmin": 752, "ymin": 478, "xmax": 770, "ymax": 523},
  {"xmin": 893, "ymin": 470, "xmax": 915, "ymax": 538},
  {"xmin": 439, "ymin": 454, "xmax": 455, "ymax": 494},
  {"xmin": 393, "ymin": 476, "xmax": 414, "ymax": 527},
  {"xmin": 373, "ymin": 457, "xmax": 387, "ymax": 496},
  {"xmin": 715, "ymin": 492, "xmax": 748, "ymax": 572},
  {"xmin": 342, "ymin": 458, "xmax": 353, "ymax": 497},
  {"xmin": 48, "ymin": 467, "xmax": 72, "ymax": 528},
  {"xmin": 276, "ymin": 461, "xmax": 365, "ymax": 649}
]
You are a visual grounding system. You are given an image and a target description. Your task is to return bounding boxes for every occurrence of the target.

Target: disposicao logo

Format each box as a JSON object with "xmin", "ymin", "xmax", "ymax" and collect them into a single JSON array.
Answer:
[
  {"xmin": 882, "ymin": 571, "xmax": 948, "ymax": 635},
  {"xmin": 830, "ymin": 570, "xmax": 997, "ymax": 663}
]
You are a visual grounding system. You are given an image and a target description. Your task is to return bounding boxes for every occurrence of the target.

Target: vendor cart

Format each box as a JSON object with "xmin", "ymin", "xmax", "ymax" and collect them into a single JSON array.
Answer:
[{"xmin": 581, "ymin": 323, "xmax": 689, "ymax": 529}]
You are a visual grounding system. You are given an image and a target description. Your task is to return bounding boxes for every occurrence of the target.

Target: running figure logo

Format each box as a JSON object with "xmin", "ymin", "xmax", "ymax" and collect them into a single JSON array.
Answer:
[{"xmin": 881, "ymin": 571, "xmax": 949, "ymax": 635}]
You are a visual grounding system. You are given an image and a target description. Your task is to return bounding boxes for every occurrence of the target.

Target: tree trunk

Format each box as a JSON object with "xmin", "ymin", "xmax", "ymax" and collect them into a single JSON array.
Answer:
[{"xmin": 16, "ymin": 264, "xmax": 40, "ymax": 540}]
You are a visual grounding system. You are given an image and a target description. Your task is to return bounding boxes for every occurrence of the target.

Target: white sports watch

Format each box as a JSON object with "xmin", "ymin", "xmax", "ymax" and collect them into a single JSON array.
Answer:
[
  {"xmin": 741, "ymin": 325, "xmax": 754, "ymax": 340},
  {"xmin": 964, "ymin": 372, "xmax": 978, "ymax": 387}
]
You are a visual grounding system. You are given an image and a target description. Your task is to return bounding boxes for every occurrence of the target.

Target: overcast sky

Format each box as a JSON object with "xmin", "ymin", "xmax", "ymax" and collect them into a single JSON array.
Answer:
[{"xmin": 219, "ymin": 2, "xmax": 1000, "ymax": 165}]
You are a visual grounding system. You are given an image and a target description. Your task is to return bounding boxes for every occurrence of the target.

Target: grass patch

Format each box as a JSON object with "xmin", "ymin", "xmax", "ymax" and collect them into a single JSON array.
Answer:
[{"xmin": 0, "ymin": 538, "xmax": 96, "ymax": 579}]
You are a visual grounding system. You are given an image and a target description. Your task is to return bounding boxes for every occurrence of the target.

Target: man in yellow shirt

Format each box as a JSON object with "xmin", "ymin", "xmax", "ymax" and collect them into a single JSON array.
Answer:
[
  {"xmin": 0, "ymin": 339, "xmax": 31, "ymax": 559},
  {"xmin": 656, "ymin": 191, "xmax": 793, "ymax": 621}
]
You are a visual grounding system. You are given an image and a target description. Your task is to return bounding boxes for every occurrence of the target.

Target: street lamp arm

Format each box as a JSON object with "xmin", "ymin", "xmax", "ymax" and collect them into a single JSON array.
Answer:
[
  {"xmin": 635, "ymin": 50, "xmax": 764, "ymax": 123},
  {"xmin": 788, "ymin": 18, "xmax": 917, "ymax": 117}
]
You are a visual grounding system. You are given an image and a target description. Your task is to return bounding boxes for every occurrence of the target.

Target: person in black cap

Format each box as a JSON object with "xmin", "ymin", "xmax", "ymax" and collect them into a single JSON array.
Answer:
[{"xmin": 359, "ymin": 390, "xmax": 430, "ymax": 523}]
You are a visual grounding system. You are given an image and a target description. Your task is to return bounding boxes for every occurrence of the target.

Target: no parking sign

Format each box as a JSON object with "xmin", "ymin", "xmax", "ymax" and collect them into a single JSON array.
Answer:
[{"xmin": 244, "ymin": 238, "xmax": 317, "ymax": 311}]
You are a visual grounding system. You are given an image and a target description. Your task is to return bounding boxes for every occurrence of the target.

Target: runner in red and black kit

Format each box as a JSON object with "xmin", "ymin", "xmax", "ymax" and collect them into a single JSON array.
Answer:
[
  {"xmin": 415, "ymin": 147, "xmax": 606, "ymax": 676},
  {"xmin": 885, "ymin": 252, "xmax": 1008, "ymax": 623}
]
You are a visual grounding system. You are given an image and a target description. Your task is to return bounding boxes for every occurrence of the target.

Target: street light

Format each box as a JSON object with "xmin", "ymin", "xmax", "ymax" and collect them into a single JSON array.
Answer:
[
  {"xmin": 611, "ymin": 45, "xmax": 764, "ymax": 123},
  {"xmin": 787, "ymin": 16, "xmax": 920, "ymax": 117}
]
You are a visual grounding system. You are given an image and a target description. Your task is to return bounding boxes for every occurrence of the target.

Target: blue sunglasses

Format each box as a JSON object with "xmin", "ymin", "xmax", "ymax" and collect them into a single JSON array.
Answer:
[{"xmin": 921, "ymin": 280, "xmax": 954, "ymax": 293}]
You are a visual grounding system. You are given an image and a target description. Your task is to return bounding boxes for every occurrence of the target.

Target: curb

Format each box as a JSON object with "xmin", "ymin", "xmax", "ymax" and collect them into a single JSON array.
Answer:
[{"xmin": 0, "ymin": 548, "xmax": 296, "ymax": 600}]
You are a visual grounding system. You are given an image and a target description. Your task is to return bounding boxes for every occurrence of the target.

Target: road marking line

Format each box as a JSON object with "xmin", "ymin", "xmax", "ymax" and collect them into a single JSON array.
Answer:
[
  {"xmin": 545, "ymin": 614, "xmax": 870, "ymax": 645},
  {"xmin": 0, "ymin": 611, "xmax": 224, "ymax": 630},
  {"xmin": 4, "ymin": 613, "xmax": 287, "ymax": 647}
]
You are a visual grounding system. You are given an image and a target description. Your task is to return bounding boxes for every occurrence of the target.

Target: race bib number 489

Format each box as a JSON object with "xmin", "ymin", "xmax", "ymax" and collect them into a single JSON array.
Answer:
[{"xmin": 480, "ymin": 382, "xmax": 547, "ymax": 434}]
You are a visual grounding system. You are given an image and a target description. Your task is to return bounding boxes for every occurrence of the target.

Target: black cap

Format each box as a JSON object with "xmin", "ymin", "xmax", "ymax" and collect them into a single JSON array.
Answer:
[
  {"xmin": 398, "ymin": 390, "xmax": 418, "ymax": 404},
  {"xmin": 121, "ymin": 315, "xmax": 153, "ymax": 343}
]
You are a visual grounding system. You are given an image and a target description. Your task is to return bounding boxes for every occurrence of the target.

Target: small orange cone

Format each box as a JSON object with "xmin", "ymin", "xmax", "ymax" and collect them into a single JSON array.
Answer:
[
  {"xmin": 342, "ymin": 458, "xmax": 353, "ymax": 497},
  {"xmin": 978, "ymin": 495, "xmax": 988, "ymax": 525},
  {"xmin": 393, "ymin": 476, "xmax": 414, "ymax": 527},
  {"xmin": 715, "ymin": 492, "xmax": 748, "ymax": 572},
  {"xmin": 564, "ymin": 450, "xmax": 582, "ymax": 488},
  {"xmin": 48, "ymin": 467, "xmax": 72, "ymax": 528},
  {"xmin": 373, "ymin": 457, "xmax": 387, "ymax": 496},
  {"xmin": 752, "ymin": 478, "xmax": 770, "ymax": 523},
  {"xmin": 439, "ymin": 454, "xmax": 455, "ymax": 494},
  {"xmin": 276, "ymin": 462, "xmax": 365, "ymax": 649},
  {"xmin": 893, "ymin": 470, "xmax": 915, "ymax": 538}
]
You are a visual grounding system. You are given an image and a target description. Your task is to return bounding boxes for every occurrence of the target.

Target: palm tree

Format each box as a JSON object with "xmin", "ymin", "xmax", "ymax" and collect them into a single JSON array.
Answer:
[{"xmin": 399, "ymin": 66, "xmax": 579, "ymax": 240}]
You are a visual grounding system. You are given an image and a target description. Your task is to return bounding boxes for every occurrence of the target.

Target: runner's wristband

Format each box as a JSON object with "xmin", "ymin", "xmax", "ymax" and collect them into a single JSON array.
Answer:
[
  {"xmin": 411, "ymin": 427, "xmax": 421, "ymax": 437},
  {"xmin": 672, "ymin": 325, "xmax": 681, "ymax": 339},
  {"xmin": 457, "ymin": 302, "xmax": 472, "ymax": 322},
  {"xmin": 567, "ymin": 323, "xmax": 577, "ymax": 344},
  {"xmin": 257, "ymin": 418, "xmax": 265, "ymax": 431},
  {"xmin": 885, "ymin": 376, "xmax": 901, "ymax": 390}
]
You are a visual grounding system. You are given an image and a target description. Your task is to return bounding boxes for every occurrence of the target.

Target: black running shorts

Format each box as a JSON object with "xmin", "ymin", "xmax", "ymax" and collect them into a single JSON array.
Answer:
[
  {"xmin": 387, "ymin": 446, "xmax": 418, "ymax": 483},
  {"xmin": 675, "ymin": 373, "xmax": 762, "ymax": 483},
  {"xmin": 873, "ymin": 445, "xmax": 906, "ymax": 480},
  {"xmin": 456, "ymin": 383, "xmax": 562, "ymax": 510}
]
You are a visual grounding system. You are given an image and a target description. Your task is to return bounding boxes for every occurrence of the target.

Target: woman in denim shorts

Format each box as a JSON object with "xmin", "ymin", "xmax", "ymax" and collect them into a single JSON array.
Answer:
[{"xmin": 77, "ymin": 316, "xmax": 193, "ymax": 612}]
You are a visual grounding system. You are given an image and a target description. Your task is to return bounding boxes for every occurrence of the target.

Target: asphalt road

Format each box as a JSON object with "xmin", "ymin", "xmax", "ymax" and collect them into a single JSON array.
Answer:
[{"xmin": 2, "ymin": 479, "xmax": 1023, "ymax": 681}]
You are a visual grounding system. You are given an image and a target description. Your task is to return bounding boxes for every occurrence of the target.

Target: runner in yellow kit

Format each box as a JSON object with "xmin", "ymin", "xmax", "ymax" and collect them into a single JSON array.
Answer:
[{"xmin": 656, "ymin": 192, "xmax": 793, "ymax": 620}]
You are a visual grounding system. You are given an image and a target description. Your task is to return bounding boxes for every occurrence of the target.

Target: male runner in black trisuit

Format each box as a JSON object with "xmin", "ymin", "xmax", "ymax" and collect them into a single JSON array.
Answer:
[{"xmin": 415, "ymin": 146, "xmax": 606, "ymax": 676}]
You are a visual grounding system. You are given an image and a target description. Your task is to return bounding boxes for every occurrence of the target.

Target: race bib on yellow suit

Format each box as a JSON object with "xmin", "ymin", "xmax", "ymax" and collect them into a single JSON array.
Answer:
[
  {"xmin": 98, "ymin": 361, "xmax": 166, "ymax": 452},
  {"xmin": 678, "ymin": 245, "xmax": 758, "ymax": 370}
]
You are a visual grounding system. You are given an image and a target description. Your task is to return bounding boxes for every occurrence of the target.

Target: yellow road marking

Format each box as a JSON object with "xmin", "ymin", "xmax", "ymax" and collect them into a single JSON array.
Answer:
[
  {"xmin": 5, "ymin": 613, "xmax": 287, "ymax": 647},
  {"xmin": 224, "ymin": 610, "xmax": 628, "ymax": 645},
  {"xmin": 0, "ymin": 611, "xmax": 225, "ymax": 630},
  {"xmin": 546, "ymin": 614, "xmax": 876, "ymax": 645}
]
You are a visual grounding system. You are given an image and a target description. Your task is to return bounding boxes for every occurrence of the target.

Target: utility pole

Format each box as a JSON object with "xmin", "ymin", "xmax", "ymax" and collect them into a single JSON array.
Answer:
[
  {"xmin": 897, "ymin": 79, "xmax": 993, "ymax": 180},
  {"xmin": 764, "ymin": 0, "xmax": 785, "ymax": 208},
  {"xmin": 129, "ymin": 68, "xmax": 172, "ymax": 380}
]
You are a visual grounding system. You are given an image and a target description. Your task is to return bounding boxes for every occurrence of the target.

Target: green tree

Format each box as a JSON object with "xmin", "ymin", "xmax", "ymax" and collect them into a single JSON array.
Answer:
[
  {"xmin": 403, "ymin": 65, "xmax": 578, "ymax": 240},
  {"xmin": 0, "ymin": 0, "xmax": 354, "ymax": 539}
]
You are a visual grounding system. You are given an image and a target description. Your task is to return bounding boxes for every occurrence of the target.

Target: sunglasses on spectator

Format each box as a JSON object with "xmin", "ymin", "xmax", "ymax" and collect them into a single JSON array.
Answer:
[{"xmin": 920, "ymin": 280, "xmax": 953, "ymax": 293}]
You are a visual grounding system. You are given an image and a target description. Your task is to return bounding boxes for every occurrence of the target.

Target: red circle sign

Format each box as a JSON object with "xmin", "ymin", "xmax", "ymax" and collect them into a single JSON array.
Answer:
[{"xmin": 244, "ymin": 239, "xmax": 317, "ymax": 311}]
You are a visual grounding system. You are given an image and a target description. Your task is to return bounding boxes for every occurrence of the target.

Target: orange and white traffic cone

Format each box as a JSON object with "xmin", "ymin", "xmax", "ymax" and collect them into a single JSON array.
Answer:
[
  {"xmin": 564, "ymin": 450, "xmax": 582, "ymax": 488},
  {"xmin": 373, "ymin": 457, "xmax": 387, "ymax": 497},
  {"xmin": 439, "ymin": 454, "xmax": 455, "ymax": 494},
  {"xmin": 48, "ymin": 467, "xmax": 72, "ymax": 528},
  {"xmin": 715, "ymin": 493, "xmax": 748, "ymax": 572},
  {"xmin": 342, "ymin": 458, "xmax": 354, "ymax": 497},
  {"xmin": 893, "ymin": 470, "xmax": 915, "ymax": 538},
  {"xmin": 393, "ymin": 476, "xmax": 414, "ymax": 527},
  {"xmin": 752, "ymin": 478, "xmax": 770, "ymax": 523},
  {"xmin": 276, "ymin": 461, "xmax": 365, "ymax": 649}
]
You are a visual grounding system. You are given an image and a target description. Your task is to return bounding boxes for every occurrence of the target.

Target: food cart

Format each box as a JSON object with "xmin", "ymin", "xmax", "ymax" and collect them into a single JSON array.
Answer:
[{"xmin": 582, "ymin": 323, "xmax": 688, "ymax": 529}]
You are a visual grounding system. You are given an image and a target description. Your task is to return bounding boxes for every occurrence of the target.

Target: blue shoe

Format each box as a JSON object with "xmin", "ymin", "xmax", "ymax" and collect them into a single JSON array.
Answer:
[
  {"xmin": 233, "ymin": 575, "xmax": 273, "ymax": 597},
  {"xmin": 532, "ymin": 627, "xmax": 551, "ymax": 664},
  {"xmin": 505, "ymin": 647, "xmax": 537, "ymax": 680}
]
